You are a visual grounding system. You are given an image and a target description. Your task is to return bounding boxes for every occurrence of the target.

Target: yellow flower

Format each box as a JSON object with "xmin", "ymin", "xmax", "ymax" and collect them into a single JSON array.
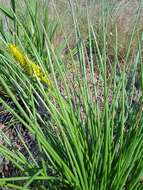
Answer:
[
  {"xmin": 8, "ymin": 44, "xmax": 26, "ymax": 66},
  {"xmin": 8, "ymin": 44, "xmax": 51, "ymax": 87},
  {"xmin": 25, "ymin": 58, "xmax": 52, "ymax": 86}
]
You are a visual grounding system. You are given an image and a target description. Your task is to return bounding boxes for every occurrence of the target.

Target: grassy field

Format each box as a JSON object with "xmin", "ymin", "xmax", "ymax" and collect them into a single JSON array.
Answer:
[{"xmin": 0, "ymin": 0, "xmax": 143, "ymax": 189}]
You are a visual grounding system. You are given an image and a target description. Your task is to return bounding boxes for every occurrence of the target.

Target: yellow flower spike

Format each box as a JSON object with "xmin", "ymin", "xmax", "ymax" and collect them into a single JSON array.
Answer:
[
  {"xmin": 8, "ymin": 44, "xmax": 26, "ymax": 66},
  {"xmin": 8, "ymin": 44, "xmax": 52, "ymax": 87},
  {"xmin": 26, "ymin": 58, "xmax": 52, "ymax": 87}
]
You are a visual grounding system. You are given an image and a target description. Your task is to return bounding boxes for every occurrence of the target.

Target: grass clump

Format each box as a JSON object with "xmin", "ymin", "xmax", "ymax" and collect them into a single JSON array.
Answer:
[{"xmin": 0, "ymin": 0, "xmax": 143, "ymax": 189}]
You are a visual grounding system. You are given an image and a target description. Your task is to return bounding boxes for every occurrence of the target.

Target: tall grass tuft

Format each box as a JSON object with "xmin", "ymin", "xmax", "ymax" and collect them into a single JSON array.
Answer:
[{"xmin": 0, "ymin": 0, "xmax": 143, "ymax": 189}]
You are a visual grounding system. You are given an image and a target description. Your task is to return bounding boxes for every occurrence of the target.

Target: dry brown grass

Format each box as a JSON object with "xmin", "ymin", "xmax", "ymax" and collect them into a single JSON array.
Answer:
[{"xmin": 43, "ymin": 0, "xmax": 142, "ymax": 62}]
